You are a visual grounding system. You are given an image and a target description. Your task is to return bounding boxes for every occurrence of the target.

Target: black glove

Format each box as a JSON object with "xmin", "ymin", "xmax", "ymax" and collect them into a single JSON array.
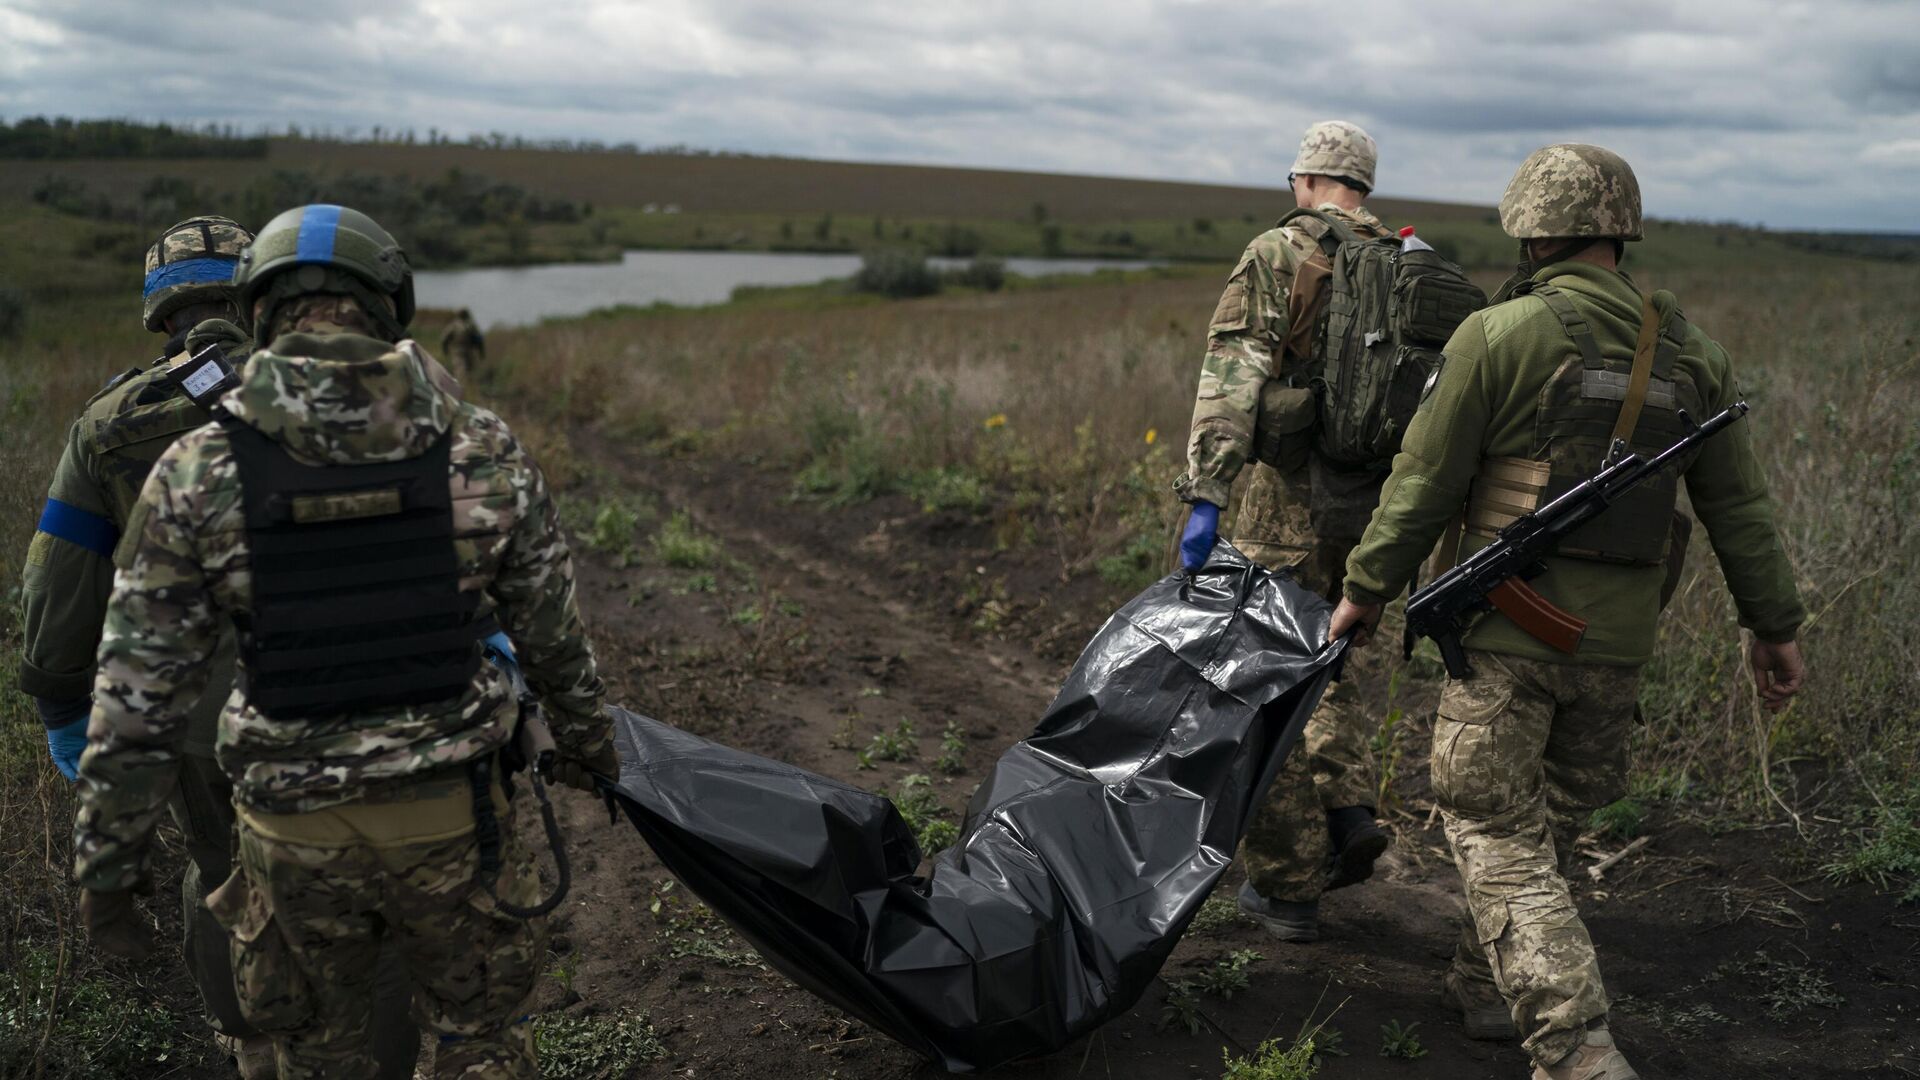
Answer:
[
  {"xmin": 80, "ymin": 888, "xmax": 154, "ymax": 961},
  {"xmin": 553, "ymin": 743, "xmax": 619, "ymax": 794}
]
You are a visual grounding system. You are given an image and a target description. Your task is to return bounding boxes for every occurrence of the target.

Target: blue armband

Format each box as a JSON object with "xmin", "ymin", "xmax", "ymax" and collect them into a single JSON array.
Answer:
[{"xmin": 36, "ymin": 498, "xmax": 119, "ymax": 558}]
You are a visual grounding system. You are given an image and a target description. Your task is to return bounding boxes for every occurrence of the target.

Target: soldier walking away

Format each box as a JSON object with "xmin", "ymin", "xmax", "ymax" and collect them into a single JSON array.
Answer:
[
  {"xmin": 1330, "ymin": 146, "xmax": 1807, "ymax": 1079},
  {"xmin": 70, "ymin": 204, "xmax": 619, "ymax": 1080},
  {"xmin": 17, "ymin": 214, "xmax": 420, "ymax": 1078},
  {"xmin": 440, "ymin": 306, "xmax": 486, "ymax": 384},
  {"xmin": 1175, "ymin": 121, "xmax": 1400, "ymax": 942}
]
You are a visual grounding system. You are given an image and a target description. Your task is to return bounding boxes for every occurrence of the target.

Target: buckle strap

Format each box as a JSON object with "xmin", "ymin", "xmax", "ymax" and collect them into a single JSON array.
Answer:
[{"xmin": 1531, "ymin": 284, "xmax": 1606, "ymax": 371}]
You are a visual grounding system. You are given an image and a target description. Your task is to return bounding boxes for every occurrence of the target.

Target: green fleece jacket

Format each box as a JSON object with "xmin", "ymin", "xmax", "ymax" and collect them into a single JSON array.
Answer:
[{"xmin": 1344, "ymin": 261, "xmax": 1805, "ymax": 666}]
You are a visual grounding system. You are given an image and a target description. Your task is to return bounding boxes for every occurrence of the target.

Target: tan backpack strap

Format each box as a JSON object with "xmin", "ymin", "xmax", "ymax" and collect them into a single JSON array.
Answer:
[{"xmin": 1611, "ymin": 294, "xmax": 1661, "ymax": 447}]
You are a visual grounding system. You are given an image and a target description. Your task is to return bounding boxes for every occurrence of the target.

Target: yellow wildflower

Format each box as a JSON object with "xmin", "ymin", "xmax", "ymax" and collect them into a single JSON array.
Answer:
[
  {"xmin": 1144, "ymin": 428, "xmax": 1158, "ymax": 445},
  {"xmin": 984, "ymin": 413, "xmax": 1008, "ymax": 430}
]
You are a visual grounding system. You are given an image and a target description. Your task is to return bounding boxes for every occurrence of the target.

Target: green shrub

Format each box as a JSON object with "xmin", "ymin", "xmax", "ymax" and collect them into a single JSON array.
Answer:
[
  {"xmin": 853, "ymin": 250, "xmax": 941, "ymax": 299},
  {"xmin": 952, "ymin": 256, "xmax": 1006, "ymax": 291},
  {"xmin": 0, "ymin": 287, "xmax": 24, "ymax": 340},
  {"xmin": 652, "ymin": 511, "xmax": 720, "ymax": 569},
  {"xmin": 1588, "ymin": 797, "xmax": 1647, "ymax": 841}
]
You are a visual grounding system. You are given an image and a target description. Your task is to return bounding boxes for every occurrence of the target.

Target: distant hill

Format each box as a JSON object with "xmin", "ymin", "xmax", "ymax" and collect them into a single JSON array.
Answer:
[{"xmin": 0, "ymin": 136, "xmax": 1488, "ymax": 227}]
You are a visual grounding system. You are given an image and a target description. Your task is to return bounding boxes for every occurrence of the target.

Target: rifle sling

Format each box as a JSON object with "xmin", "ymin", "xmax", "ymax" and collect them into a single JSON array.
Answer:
[{"xmin": 1613, "ymin": 294, "xmax": 1661, "ymax": 448}]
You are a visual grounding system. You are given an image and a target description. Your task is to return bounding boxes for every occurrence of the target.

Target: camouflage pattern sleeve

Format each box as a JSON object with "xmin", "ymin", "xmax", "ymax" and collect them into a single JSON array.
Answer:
[
  {"xmin": 73, "ymin": 445, "xmax": 221, "ymax": 891},
  {"xmin": 19, "ymin": 419, "xmax": 118, "ymax": 702},
  {"xmin": 1176, "ymin": 234, "xmax": 1300, "ymax": 508},
  {"xmin": 487, "ymin": 426, "xmax": 608, "ymax": 758}
]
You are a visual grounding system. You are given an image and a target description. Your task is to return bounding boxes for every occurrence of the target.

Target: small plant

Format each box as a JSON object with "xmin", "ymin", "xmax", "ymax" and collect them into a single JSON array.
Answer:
[
  {"xmin": 680, "ymin": 572, "xmax": 719, "ymax": 593},
  {"xmin": 1160, "ymin": 980, "xmax": 1203, "ymax": 1035},
  {"xmin": 1095, "ymin": 531, "xmax": 1164, "ymax": 592},
  {"xmin": 906, "ymin": 467, "xmax": 989, "ymax": 513},
  {"xmin": 1220, "ymin": 1034, "xmax": 1322, "ymax": 1079},
  {"xmin": 1589, "ymin": 797, "xmax": 1648, "ymax": 841},
  {"xmin": 1378, "ymin": 1020, "xmax": 1428, "ymax": 1060},
  {"xmin": 1195, "ymin": 949, "xmax": 1262, "ymax": 1000},
  {"xmin": 533, "ymin": 1010, "xmax": 668, "ymax": 1077},
  {"xmin": 652, "ymin": 510, "xmax": 720, "ymax": 569},
  {"xmin": 935, "ymin": 722, "xmax": 967, "ymax": 775},
  {"xmin": 1821, "ymin": 802, "xmax": 1920, "ymax": 903},
  {"xmin": 855, "ymin": 719, "xmax": 917, "ymax": 769},
  {"xmin": 577, "ymin": 498, "xmax": 644, "ymax": 562},
  {"xmin": 1189, "ymin": 892, "xmax": 1251, "ymax": 934},
  {"xmin": 546, "ymin": 949, "xmax": 580, "ymax": 997},
  {"xmin": 893, "ymin": 773, "xmax": 959, "ymax": 854}
]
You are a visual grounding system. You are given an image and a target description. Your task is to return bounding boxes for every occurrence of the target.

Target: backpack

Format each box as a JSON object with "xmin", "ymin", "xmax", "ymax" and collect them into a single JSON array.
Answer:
[{"xmin": 1279, "ymin": 208, "xmax": 1487, "ymax": 470}]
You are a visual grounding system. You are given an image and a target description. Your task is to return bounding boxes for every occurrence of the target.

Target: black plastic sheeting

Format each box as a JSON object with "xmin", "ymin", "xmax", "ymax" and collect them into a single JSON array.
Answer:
[{"xmin": 605, "ymin": 545, "xmax": 1345, "ymax": 1072}]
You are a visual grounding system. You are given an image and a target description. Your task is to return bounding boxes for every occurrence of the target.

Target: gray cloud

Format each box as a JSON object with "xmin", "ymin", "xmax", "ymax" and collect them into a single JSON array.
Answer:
[{"xmin": 3, "ymin": 0, "xmax": 1917, "ymax": 229}]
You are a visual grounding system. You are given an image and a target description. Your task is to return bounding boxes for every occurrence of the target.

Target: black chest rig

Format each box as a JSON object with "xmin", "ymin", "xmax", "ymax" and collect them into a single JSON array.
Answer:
[{"xmin": 222, "ymin": 418, "xmax": 493, "ymax": 719}]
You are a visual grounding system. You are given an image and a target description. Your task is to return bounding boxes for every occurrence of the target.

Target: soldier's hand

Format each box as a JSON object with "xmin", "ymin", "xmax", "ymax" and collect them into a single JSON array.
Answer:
[
  {"xmin": 1328, "ymin": 598, "xmax": 1384, "ymax": 648},
  {"xmin": 79, "ymin": 888, "xmax": 154, "ymax": 961},
  {"xmin": 1749, "ymin": 638, "xmax": 1806, "ymax": 713},
  {"xmin": 553, "ymin": 742, "xmax": 620, "ymax": 794}
]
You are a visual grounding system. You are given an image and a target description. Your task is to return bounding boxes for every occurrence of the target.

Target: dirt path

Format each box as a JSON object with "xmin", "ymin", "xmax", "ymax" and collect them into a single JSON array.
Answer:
[{"xmin": 535, "ymin": 444, "xmax": 1918, "ymax": 1080}]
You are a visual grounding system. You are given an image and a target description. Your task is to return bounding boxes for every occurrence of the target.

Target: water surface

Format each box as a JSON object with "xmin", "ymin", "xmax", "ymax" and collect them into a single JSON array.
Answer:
[{"xmin": 415, "ymin": 250, "xmax": 1162, "ymax": 327}]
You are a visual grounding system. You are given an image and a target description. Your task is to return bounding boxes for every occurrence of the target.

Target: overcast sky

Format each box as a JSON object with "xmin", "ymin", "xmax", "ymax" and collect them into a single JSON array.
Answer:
[{"xmin": 4, "ymin": 0, "xmax": 1917, "ymax": 230}]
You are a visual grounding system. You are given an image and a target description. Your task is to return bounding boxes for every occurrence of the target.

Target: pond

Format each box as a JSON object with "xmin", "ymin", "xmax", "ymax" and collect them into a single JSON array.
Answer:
[{"xmin": 413, "ymin": 250, "xmax": 1163, "ymax": 328}]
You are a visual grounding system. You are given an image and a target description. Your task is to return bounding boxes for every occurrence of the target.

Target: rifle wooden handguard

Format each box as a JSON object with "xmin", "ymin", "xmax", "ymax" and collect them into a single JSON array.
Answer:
[{"xmin": 1486, "ymin": 578, "xmax": 1586, "ymax": 655}]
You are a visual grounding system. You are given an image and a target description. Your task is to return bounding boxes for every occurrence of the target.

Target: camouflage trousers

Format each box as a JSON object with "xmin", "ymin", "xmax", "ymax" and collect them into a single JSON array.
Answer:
[
  {"xmin": 213, "ymin": 771, "xmax": 547, "ymax": 1080},
  {"xmin": 1432, "ymin": 649, "xmax": 1637, "ymax": 1067},
  {"xmin": 1233, "ymin": 460, "xmax": 1378, "ymax": 903},
  {"xmin": 172, "ymin": 752, "xmax": 420, "ymax": 1076}
]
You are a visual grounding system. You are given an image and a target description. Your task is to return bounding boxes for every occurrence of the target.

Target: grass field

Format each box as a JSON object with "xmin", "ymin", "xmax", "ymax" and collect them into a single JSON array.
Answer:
[
  {"xmin": 0, "ymin": 137, "xmax": 1824, "ymax": 271},
  {"xmin": 1, "ymin": 154, "xmax": 1916, "ymax": 1076}
]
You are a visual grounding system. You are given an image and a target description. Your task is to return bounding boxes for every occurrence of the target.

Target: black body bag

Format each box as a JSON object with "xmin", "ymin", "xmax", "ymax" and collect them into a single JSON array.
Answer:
[{"xmin": 605, "ymin": 544, "xmax": 1344, "ymax": 1072}]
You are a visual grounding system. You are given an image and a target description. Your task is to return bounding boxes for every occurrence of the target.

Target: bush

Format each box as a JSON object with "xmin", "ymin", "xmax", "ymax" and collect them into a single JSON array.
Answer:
[
  {"xmin": 0, "ymin": 287, "xmax": 25, "ymax": 340},
  {"xmin": 951, "ymin": 256, "xmax": 1006, "ymax": 292},
  {"xmin": 853, "ymin": 250, "xmax": 941, "ymax": 299}
]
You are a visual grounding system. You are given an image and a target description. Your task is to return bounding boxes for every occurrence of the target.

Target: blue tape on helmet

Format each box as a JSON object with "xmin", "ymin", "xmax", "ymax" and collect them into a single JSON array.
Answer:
[
  {"xmin": 295, "ymin": 204, "xmax": 343, "ymax": 264},
  {"xmin": 37, "ymin": 498, "xmax": 119, "ymax": 558},
  {"xmin": 141, "ymin": 256, "xmax": 238, "ymax": 300}
]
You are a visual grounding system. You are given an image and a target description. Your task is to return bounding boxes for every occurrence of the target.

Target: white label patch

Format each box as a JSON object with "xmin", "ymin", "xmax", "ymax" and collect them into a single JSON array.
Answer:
[{"xmin": 180, "ymin": 360, "xmax": 226, "ymax": 399}]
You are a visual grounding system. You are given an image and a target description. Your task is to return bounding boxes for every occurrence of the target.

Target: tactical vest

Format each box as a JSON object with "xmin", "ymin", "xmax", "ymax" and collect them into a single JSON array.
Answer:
[
  {"xmin": 1465, "ymin": 282, "xmax": 1706, "ymax": 566},
  {"xmin": 222, "ymin": 418, "xmax": 493, "ymax": 719}
]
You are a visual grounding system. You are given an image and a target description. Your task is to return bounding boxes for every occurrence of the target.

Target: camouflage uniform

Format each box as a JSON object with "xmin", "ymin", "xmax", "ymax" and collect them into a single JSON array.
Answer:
[
  {"xmin": 1177, "ymin": 121, "xmax": 1389, "ymax": 903},
  {"xmin": 440, "ymin": 310, "xmax": 486, "ymax": 385},
  {"xmin": 73, "ymin": 318, "xmax": 609, "ymax": 1078},
  {"xmin": 1344, "ymin": 146, "xmax": 1806, "ymax": 1067}
]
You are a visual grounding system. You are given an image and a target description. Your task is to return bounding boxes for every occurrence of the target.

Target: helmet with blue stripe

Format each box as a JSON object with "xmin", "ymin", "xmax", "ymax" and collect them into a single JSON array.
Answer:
[
  {"xmin": 142, "ymin": 216, "xmax": 254, "ymax": 332},
  {"xmin": 233, "ymin": 204, "xmax": 416, "ymax": 342}
]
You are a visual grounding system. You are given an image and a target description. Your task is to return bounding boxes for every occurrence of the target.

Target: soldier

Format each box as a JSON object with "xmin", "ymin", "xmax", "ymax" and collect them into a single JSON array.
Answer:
[
  {"xmin": 71, "ymin": 204, "xmax": 618, "ymax": 1079},
  {"xmin": 1331, "ymin": 146, "xmax": 1807, "ymax": 1079},
  {"xmin": 1175, "ymin": 120, "xmax": 1393, "ymax": 941},
  {"xmin": 440, "ymin": 307, "xmax": 486, "ymax": 384}
]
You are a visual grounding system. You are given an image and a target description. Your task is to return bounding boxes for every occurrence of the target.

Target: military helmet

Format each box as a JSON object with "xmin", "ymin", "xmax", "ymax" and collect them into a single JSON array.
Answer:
[
  {"xmin": 233, "ymin": 204, "xmax": 416, "ymax": 334},
  {"xmin": 1498, "ymin": 144, "xmax": 1644, "ymax": 241},
  {"xmin": 142, "ymin": 216, "xmax": 254, "ymax": 332},
  {"xmin": 1290, "ymin": 120, "xmax": 1377, "ymax": 192}
]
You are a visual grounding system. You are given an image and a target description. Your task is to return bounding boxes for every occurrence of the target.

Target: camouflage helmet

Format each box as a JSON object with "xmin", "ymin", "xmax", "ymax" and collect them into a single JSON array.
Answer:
[
  {"xmin": 142, "ymin": 215, "xmax": 254, "ymax": 332},
  {"xmin": 234, "ymin": 204, "xmax": 416, "ymax": 335},
  {"xmin": 1290, "ymin": 121, "xmax": 1377, "ymax": 192},
  {"xmin": 1498, "ymin": 144, "xmax": 1644, "ymax": 241}
]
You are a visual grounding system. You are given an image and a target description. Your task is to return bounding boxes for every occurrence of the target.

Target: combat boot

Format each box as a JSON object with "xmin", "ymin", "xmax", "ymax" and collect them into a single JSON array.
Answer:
[
  {"xmin": 216, "ymin": 1032, "xmax": 277, "ymax": 1079},
  {"xmin": 1326, "ymin": 806, "xmax": 1390, "ymax": 889},
  {"xmin": 1531, "ymin": 1022, "xmax": 1639, "ymax": 1080},
  {"xmin": 1236, "ymin": 882, "xmax": 1318, "ymax": 942},
  {"xmin": 1440, "ymin": 969, "xmax": 1516, "ymax": 1040}
]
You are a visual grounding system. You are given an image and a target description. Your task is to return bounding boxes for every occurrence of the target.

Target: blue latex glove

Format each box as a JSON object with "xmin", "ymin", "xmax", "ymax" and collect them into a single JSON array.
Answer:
[
  {"xmin": 46, "ymin": 717, "xmax": 88, "ymax": 782},
  {"xmin": 481, "ymin": 630, "xmax": 517, "ymax": 666},
  {"xmin": 1179, "ymin": 501, "xmax": 1220, "ymax": 572}
]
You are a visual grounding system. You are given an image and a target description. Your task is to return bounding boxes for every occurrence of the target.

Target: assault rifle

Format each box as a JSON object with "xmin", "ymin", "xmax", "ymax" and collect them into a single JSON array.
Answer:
[{"xmin": 1406, "ymin": 402, "xmax": 1749, "ymax": 678}]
